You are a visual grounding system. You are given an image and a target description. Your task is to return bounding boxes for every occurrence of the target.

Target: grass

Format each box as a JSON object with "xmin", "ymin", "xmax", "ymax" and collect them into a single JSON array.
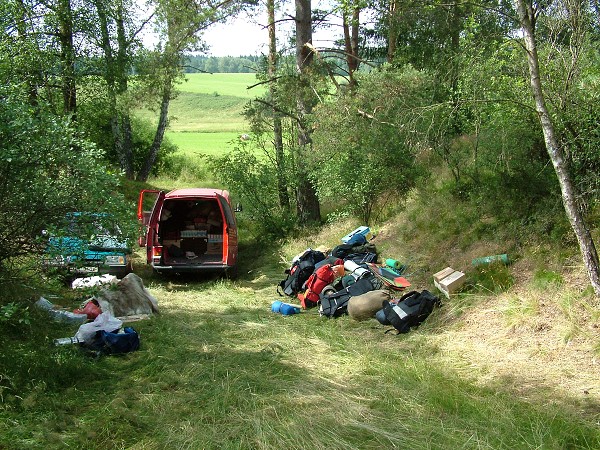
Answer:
[
  {"xmin": 2, "ymin": 74, "xmax": 599, "ymax": 449},
  {"xmin": 2, "ymin": 210, "xmax": 599, "ymax": 448},
  {"xmin": 137, "ymin": 93, "xmax": 250, "ymax": 133},
  {"xmin": 179, "ymin": 73, "xmax": 264, "ymax": 99},
  {"xmin": 1, "ymin": 258, "xmax": 598, "ymax": 449},
  {"xmin": 135, "ymin": 73, "xmax": 262, "ymax": 158},
  {"xmin": 165, "ymin": 131, "xmax": 242, "ymax": 157}
]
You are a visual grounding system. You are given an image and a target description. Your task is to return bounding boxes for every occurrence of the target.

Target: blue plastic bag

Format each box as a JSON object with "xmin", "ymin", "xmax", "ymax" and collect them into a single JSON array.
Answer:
[{"xmin": 85, "ymin": 327, "xmax": 140, "ymax": 355}]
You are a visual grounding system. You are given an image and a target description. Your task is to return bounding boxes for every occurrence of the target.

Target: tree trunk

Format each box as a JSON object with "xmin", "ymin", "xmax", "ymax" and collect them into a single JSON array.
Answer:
[
  {"xmin": 515, "ymin": 0, "xmax": 600, "ymax": 296},
  {"xmin": 137, "ymin": 80, "xmax": 171, "ymax": 182},
  {"xmin": 93, "ymin": 0, "xmax": 134, "ymax": 178},
  {"xmin": 268, "ymin": 0, "xmax": 290, "ymax": 210},
  {"xmin": 387, "ymin": 0, "xmax": 398, "ymax": 63},
  {"xmin": 343, "ymin": 4, "xmax": 360, "ymax": 90},
  {"xmin": 294, "ymin": 0, "xmax": 321, "ymax": 224},
  {"xmin": 115, "ymin": 1, "xmax": 134, "ymax": 179},
  {"xmin": 57, "ymin": 0, "xmax": 76, "ymax": 118},
  {"xmin": 15, "ymin": 0, "xmax": 38, "ymax": 107}
]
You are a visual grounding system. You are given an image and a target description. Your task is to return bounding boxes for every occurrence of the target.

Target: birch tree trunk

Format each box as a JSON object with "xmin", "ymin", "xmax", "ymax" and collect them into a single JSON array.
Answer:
[
  {"xmin": 267, "ymin": 0, "xmax": 290, "ymax": 210},
  {"xmin": 514, "ymin": 0, "xmax": 600, "ymax": 296}
]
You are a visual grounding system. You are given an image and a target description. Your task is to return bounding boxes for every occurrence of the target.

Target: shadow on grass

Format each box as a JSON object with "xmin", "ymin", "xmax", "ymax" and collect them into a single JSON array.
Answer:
[{"xmin": 2, "ymin": 299, "xmax": 599, "ymax": 449}]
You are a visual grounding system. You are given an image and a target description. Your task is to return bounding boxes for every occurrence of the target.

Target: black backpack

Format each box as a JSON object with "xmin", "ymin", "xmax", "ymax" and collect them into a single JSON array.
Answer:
[
  {"xmin": 377, "ymin": 290, "xmax": 441, "ymax": 334},
  {"xmin": 278, "ymin": 250, "xmax": 326, "ymax": 297},
  {"xmin": 331, "ymin": 242, "xmax": 377, "ymax": 260},
  {"xmin": 319, "ymin": 276, "xmax": 377, "ymax": 318}
]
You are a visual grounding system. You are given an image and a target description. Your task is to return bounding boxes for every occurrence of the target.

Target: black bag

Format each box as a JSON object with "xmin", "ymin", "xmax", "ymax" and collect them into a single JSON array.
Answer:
[
  {"xmin": 278, "ymin": 250, "xmax": 326, "ymax": 297},
  {"xmin": 331, "ymin": 242, "xmax": 378, "ymax": 260},
  {"xmin": 344, "ymin": 252, "xmax": 378, "ymax": 264},
  {"xmin": 319, "ymin": 277, "xmax": 377, "ymax": 318},
  {"xmin": 377, "ymin": 290, "xmax": 441, "ymax": 334}
]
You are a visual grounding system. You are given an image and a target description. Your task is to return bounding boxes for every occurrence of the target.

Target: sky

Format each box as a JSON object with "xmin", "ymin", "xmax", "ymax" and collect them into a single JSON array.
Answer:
[
  {"xmin": 203, "ymin": 6, "xmax": 343, "ymax": 57},
  {"xmin": 203, "ymin": 15, "xmax": 271, "ymax": 57}
]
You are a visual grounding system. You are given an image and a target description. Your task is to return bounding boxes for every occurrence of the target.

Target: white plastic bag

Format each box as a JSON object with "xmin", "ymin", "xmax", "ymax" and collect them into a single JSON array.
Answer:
[
  {"xmin": 75, "ymin": 312, "xmax": 123, "ymax": 342},
  {"xmin": 72, "ymin": 274, "xmax": 118, "ymax": 289}
]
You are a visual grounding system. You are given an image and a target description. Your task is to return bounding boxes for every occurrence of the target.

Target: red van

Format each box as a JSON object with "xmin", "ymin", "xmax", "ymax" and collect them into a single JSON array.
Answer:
[{"xmin": 137, "ymin": 188, "xmax": 238, "ymax": 276}]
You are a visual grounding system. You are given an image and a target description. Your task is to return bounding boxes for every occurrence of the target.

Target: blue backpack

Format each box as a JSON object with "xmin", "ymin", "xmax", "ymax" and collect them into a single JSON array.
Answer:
[{"xmin": 84, "ymin": 327, "xmax": 140, "ymax": 355}]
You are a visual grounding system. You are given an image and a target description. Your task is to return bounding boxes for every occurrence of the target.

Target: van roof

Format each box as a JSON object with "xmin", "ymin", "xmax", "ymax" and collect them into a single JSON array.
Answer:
[{"xmin": 165, "ymin": 188, "xmax": 230, "ymax": 200}]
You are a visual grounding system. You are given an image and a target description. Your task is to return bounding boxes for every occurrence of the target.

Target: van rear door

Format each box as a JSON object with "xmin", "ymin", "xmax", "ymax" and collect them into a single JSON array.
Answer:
[
  {"xmin": 137, "ymin": 190, "xmax": 164, "ymax": 264},
  {"xmin": 216, "ymin": 194, "xmax": 238, "ymax": 266},
  {"xmin": 136, "ymin": 189, "xmax": 161, "ymax": 247}
]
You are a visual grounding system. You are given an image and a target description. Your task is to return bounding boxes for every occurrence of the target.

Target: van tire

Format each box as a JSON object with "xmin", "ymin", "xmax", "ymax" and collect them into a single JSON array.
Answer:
[{"xmin": 225, "ymin": 266, "xmax": 238, "ymax": 280}]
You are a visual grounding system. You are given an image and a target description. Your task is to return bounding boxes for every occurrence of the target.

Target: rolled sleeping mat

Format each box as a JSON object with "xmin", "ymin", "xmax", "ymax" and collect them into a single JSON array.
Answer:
[
  {"xmin": 343, "ymin": 259, "xmax": 370, "ymax": 280},
  {"xmin": 385, "ymin": 258, "xmax": 402, "ymax": 270}
]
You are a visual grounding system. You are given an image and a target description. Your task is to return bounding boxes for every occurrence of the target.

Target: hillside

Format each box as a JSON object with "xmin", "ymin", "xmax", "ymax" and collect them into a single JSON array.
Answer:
[
  {"xmin": 273, "ymin": 194, "xmax": 600, "ymax": 416},
  {"xmin": 135, "ymin": 73, "xmax": 263, "ymax": 156}
]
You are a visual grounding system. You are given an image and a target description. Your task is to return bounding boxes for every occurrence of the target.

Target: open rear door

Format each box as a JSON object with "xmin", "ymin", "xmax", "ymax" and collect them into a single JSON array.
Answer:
[
  {"xmin": 216, "ymin": 194, "xmax": 238, "ymax": 266},
  {"xmin": 136, "ymin": 190, "xmax": 161, "ymax": 247}
]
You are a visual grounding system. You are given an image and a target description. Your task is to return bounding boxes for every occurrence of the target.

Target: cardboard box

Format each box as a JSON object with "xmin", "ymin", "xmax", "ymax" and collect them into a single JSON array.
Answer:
[
  {"xmin": 206, "ymin": 243, "xmax": 222, "ymax": 255},
  {"xmin": 433, "ymin": 268, "xmax": 466, "ymax": 299},
  {"xmin": 433, "ymin": 267, "xmax": 455, "ymax": 283}
]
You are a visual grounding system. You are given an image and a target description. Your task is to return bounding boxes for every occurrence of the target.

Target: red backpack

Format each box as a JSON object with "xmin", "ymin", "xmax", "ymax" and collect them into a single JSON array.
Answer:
[{"xmin": 298, "ymin": 264, "xmax": 336, "ymax": 309}]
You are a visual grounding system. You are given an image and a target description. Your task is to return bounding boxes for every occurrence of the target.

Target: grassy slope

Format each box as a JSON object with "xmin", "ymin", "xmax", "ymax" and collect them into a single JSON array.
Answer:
[{"xmin": 1, "ymin": 76, "xmax": 599, "ymax": 449}]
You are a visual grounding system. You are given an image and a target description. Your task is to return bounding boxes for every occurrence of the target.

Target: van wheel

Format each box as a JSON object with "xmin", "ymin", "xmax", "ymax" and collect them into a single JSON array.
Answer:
[{"xmin": 225, "ymin": 266, "xmax": 238, "ymax": 280}]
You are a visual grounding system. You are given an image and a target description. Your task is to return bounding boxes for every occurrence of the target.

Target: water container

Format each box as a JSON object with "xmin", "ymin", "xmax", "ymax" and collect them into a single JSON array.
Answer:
[
  {"xmin": 472, "ymin": 254, "xmax": 509, "ymax": 266},
  {"xmin": 271, "ymin": 301, "xmax": 301, "ymax": 315},
  {"xmin": 54, "ymin": 336, "xmax": 83, "ymax": 346}
]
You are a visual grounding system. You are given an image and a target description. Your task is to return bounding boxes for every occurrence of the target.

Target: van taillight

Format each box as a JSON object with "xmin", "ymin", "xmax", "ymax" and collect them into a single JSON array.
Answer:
[{"xmin": 153, "ymin": 246, "xmax": 163, "ymax": 257}]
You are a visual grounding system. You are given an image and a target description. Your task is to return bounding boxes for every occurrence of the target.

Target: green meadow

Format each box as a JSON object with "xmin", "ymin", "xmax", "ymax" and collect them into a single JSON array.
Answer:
[
  {"xmin": 179, "ymin": 72, "xmax": 263, "ymax": 99},
  {"xmin": 137, "ymin": 73, "xmax": 265, "ymax": 153},
  {"xmin": 165, "ymin": 131, "xmax": 242, "ymax": 157}
]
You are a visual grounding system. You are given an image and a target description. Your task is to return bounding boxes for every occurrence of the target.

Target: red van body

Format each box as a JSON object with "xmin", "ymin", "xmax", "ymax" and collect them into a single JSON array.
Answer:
[{"xmin": 137, "ymin": 188, "xmax": 238, "ymax": 275}]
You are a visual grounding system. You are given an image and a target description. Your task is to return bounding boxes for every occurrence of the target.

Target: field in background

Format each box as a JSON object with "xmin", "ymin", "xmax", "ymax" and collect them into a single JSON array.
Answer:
[
  {"xmin": 137, "ymin": 72, "xmax": 265, "ymax": 152},
  {"xmin": 179, "ymin": 73, "xmax": 263, "ymax": 99},
  {"xmin": 166, "ymin": 131, "xmax": 242, "ymax": 157}
]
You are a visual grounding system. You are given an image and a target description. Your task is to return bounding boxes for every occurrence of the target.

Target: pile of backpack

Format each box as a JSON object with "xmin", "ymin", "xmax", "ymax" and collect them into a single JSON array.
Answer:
[{"xmin": 276, "ymin": 230, "xmax": 442, "ymax": 334}]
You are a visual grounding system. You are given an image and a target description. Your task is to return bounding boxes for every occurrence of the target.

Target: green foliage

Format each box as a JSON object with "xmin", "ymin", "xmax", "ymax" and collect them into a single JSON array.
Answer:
[
  {"xmin": 78, "ymin": 95, "xmax": 178, "ymax": 178},
  {"xmin": 0, "ymin": 303, "xmax": 31, "ymax": 327},
  {"xmin": 311, "ymin": 67, "xmax": 429, "ymax": 223},
  {"xmin": 183, "ymin": 55, "xmax": 260, "ymax": 73},
  {"xmin": 0, "ymin": 85, "xmax": 135, "ymax": 287},
  {"xmin": 207, "ymin": 144, "xmax": 296, "ymax": 238}
]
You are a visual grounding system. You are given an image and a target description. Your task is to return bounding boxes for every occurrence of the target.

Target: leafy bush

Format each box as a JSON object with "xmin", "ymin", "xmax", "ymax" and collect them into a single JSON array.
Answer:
[
  {"xmin": 0, "ymin": 85, "xmax": 134, "ymax": 289},
  {"xmin": 311, "ymin": 67, "xmax": 430, "ymax": 224},
  {"xmin": 78, "ymin": 93, "xmax": 178, "ymax": 179},
  {"xmin": 207, "ymin": 144, "xmax": 297, "ymax": 239}
]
